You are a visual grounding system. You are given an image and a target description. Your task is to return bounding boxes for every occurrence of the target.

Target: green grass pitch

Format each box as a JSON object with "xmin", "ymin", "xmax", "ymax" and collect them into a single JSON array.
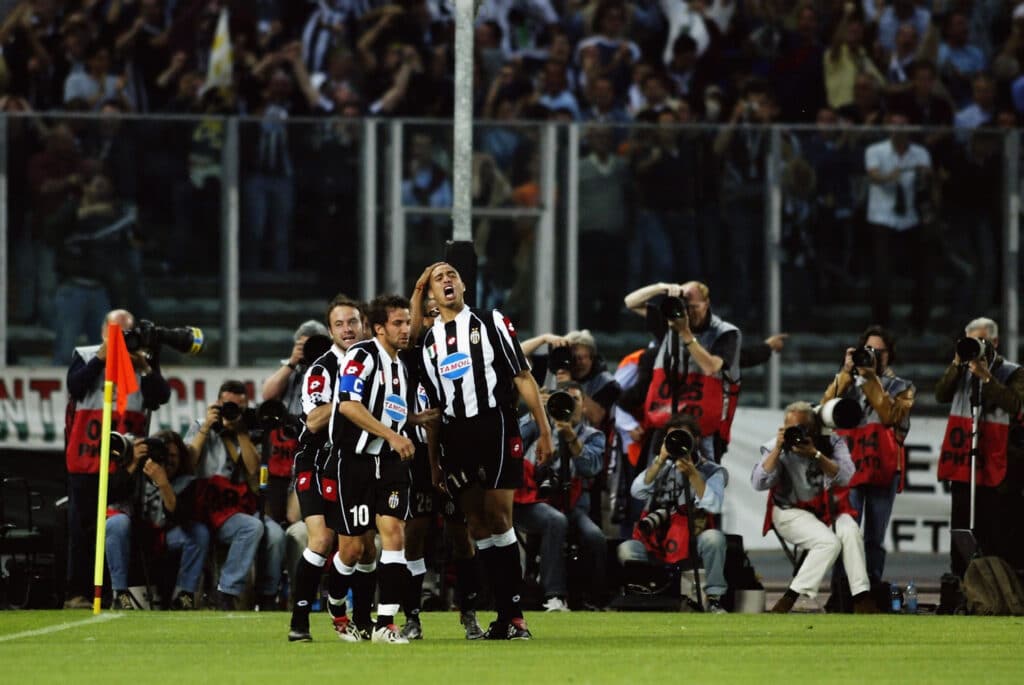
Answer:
[{"xmin": 2, "ymin": 610, "xmax": 1023, "ymax": 684}]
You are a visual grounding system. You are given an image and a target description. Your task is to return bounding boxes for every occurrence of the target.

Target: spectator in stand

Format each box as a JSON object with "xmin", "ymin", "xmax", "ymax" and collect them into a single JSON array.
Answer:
[
  {"xmin": 837, "ymin": 71, "xmax": 885, "ymax": 124},
  {"xmin": 938, "ymin": 10, "xmax": 988, "ymax": 107},
  {"xmin": 64, "ymin": 45, "xmax": 132, "ymax": 110},
  {"xmin": 114, "ymin": 0, "xmax": 172, "ymax": 113},
  {"xmin": 577, "ymin": 125, "xmax": 629, "ymax": 328},
  {"xmin": 873, "ymin": 0, "xmax": 931, "ymax": 56},
  {"xmin": 824, "ymin": 7, "xmax": 884, "ymax": 110},
  {"xmin": 881, "ymin": 22, "xmax": 921, "ymax": 87},
  {"xmin": 888, "ymin": 60, "xmax": 954, "ymax": 167},
  {"xmin": 659, "ymin": 0, "xmax": 711, "ymax": 66},
  {"xmin": 538, "ymin": 58, "xmax": 581, "ymax": 119},
  {"xmin": 575, "ymin": 0, "xmax": 640, "ymax": 101},
  {"xmin": 954, "ymin": 72, "xmax": 996, "ymax": 130},
  {"xmin": 476, "ymin": 0, "xmax": 559, "ymax": 57},
  {"xmin": 581, "ymin": 74, "xmax": 632, "ymax": 127},
  {"xmin": 634, "ymin": 69, "xmax": 680, "ymax": 116},
  {"xmin": 772, "ymin": 4, "xmax": 826, "ymax": 123}
]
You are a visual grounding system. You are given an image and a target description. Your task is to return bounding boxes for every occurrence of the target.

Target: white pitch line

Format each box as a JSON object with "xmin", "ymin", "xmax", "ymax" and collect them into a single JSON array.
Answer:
[{"xmin": 0, "ymin": 613, "xmax": 124, "ymax": 643}]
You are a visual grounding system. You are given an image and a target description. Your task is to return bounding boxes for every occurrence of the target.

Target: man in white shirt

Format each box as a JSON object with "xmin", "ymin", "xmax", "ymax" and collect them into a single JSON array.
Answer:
[{"xmin": 864, "ymin": 112, "xmax": 932, "ymax": 330}]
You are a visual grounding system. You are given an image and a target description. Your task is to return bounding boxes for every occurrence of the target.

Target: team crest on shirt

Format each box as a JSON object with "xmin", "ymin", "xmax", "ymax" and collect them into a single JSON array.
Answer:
[
  {"xmin": 439, "ymin": 352, "xmax": 472, "ymax": 379},
  {"xmin": 388, "ymin": 491, "xmax": 400, "ymax": 510},
  {"xmin": 384, "ymin": 394, "xmax": 408, "ymax": 422},
  {"xmin": 470, "ymin": 327, "xmax": 480, "ymax": 344}
]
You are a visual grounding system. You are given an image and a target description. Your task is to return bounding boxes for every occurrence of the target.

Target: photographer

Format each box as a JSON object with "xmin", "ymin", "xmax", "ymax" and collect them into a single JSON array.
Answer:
[
  {"xmin": 514, "ymin": 382, "xmax": 608, "ymax": 611},
  {"xmin": 261, "ymin": 319, "xmax": 329, "ymax": 521},
  {"xmin": 524, "ymin": 330, "xmax": 621, "ymax": 429},
  {"xmin": 63, "ymin": 309, "xmax": 171, "ymax": 610},
  {"xmin": 935, "ymin": 318, "xmax": 1024, "ymax": 576},
  {"xmin": 617, "ymin": 414, "xmax": 729, "ymax": 613},
  {"xmin": 624, "ymin": 280, "xmax": 740, "ymax": 462},
  {"xmin": 105, "ymin": 431, "xmax": 209, "ymax": 610},
  {"xmin": 186, "ymin": 380, "xmax": 286, "ymax": 611},
  {"xmin": 821, "ymin": 326, "xmax": 914, "ymax": 585},
  {"xmin": 752, "ymin": 402, "xmax": 876, "ymax": 613}
]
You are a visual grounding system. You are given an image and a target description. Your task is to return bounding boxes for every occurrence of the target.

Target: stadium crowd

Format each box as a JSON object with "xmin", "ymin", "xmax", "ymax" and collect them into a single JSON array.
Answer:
[{"xmin": 5, "ymin": 0, "xmax": 1024, "ymax": 346}]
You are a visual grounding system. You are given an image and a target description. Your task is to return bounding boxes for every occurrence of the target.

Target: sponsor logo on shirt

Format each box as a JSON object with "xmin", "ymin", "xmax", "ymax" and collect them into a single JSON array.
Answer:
[
  {"xmin": 503, "ymin": 317, "xmax": 517, "ymax": 337},
  {"xmin": 307, "ymin": 374, "xmax": 326, "ymax": 394},
  {"xmin": 384, "ymin": 394, "xmax": 408, "ymax": 422},
  {"xmin": 439, "ymin": 352, "xmax": 472, "ymax": 379}
]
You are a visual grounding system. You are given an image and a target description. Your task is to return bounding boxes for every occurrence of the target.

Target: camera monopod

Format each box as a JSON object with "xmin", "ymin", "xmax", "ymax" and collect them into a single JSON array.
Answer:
[{"xmin": 678, "ymin": 474, "xmax": 704, "ymax": 612}]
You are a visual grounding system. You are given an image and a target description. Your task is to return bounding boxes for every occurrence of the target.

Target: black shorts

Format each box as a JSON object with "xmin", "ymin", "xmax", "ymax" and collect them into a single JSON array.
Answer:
[
  {"xmin": 440, "ymin": 406, "xmax": 523, "ymax": 496},
  {"xmin": 294, "ymin": 468, "xmax": 325, "ymax": 519},
  {"xmin": 324, "ymin": 451, "xmax": 411, "ymax": 536}
]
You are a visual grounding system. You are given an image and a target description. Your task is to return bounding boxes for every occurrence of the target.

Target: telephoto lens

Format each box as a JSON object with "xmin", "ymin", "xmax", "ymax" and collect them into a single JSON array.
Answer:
[
  {"xmin": 659, "ymin": 295, "xmax": 686, "ymax": 321},
  {"xmin": 546, "ymin": 390, "xmax": 575, "ymax": 422},
  {"xmin": 851, "ymin": 346, "xmax": 875, "ymax": 369},
  {"xmin": 956, "ymin": 337, "xmax": 989, "ymax": 363},
  {"xmin": 663, "ymin": 428, "xmax": 694, "ymax": 460},
  {"xmin": 783, "ymin": 425, "xmax": 808, "ymax": 451}
]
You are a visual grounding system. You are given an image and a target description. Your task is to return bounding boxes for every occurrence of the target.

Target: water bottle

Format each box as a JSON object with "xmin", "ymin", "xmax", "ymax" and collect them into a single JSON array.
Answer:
[
  {"xmin": 259, "ymin": 464, "xmax": 269, "ymax": 490},
  {"xmin": 905, "ymin": 580, "xmax": 918, "ymax": 614},
  {"xmin": 890, "ymin": 583, "xmax": 902, "ymax": 613}
]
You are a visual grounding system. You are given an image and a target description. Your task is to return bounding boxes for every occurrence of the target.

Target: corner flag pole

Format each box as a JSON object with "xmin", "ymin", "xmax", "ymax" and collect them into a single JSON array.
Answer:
[{"xmin": 92, "ymin": 380, "xmax": 115, "ymax": 614}]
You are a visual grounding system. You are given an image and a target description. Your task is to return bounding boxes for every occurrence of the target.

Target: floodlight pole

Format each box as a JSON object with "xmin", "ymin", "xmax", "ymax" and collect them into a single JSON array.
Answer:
[{"xmin": 451, "ymin": 0, "xmax": 474, "ymax": 244}]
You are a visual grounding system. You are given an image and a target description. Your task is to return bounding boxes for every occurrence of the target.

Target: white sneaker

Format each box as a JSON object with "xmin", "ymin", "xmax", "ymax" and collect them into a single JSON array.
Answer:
[
  {"xmin": 371, "ymin": 624, "xmax": 410, "ymax": 644},
  {"xmin": 542, "ymin": 596, "xmax": 570, "ymax": 612},
  {"xmin": 332, "ymin": 616, "xmax": 363, "ymax": 642}
]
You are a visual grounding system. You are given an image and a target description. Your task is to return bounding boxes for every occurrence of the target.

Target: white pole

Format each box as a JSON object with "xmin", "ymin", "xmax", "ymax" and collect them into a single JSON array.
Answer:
[{"xmin": 451, "ymin": 0, "xmax": 475, "ymax": 242}]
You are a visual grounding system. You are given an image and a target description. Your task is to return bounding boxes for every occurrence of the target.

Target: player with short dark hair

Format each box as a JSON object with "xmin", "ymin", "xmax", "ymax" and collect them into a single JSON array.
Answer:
[
  {"xmin": 326, "ymin": 294, "xmax": 417, "ymax": 644},
  {"xmin": 419, "ymin": 263, "xmax": 553, "ymax": 640}
]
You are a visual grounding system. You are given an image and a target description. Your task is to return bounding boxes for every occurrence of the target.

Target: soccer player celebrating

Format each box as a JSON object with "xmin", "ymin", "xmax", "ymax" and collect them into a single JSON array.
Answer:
[{"xmin": 419, "ymin": 263, "xmax": 553, "ymax": 640}]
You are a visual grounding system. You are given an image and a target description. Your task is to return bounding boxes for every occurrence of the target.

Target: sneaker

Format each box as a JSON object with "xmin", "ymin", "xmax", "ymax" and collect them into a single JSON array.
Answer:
[
  {"xmin": 112, "ymin": 591, "xmax": 136, "ymax": 610},
  {"xmin": 482, "ymin": 620, "xmax": 510, "ymax": 640},
  {"xmin": 705, "ymin": 596, "xmax": 728, "ymax": 614},
  {"xmin": 217, "ymin": 591, "xmax": 238, "ymax": 612},
  {"xmin": 356, "ymin": 623, "xmax": 374, "ymax": 641},
  {"xmin": 507, "ymin": 617, "xmax": 532, "ymax": 640},
  {"xmin": 460, "ymin": 611, "xmax": 485, "ymax": 640},
  {"xmin": 399, "ymin": 619, "xmax": 423, "ymax": 640},
  {"xmin": 257, "ymin": 594, "xmax": 279, "ymax": 612},
  {"xmin": 63, "ymin": 595, "xmax": 92, "ymax": 610},
  {"xmin": 171, "ymin": 592, "xmax": 195, "ymax": 611},
  {"xmin": 287, "ymin": 629, "xmax": 313, "ymax": 642},
  {"xmin": 542, "ymin": 596, "xmax": 570, "ymax": 612},
  {"xmin": 371, "ymin": 624, "xmax": 410, "ymax": 644},
  {"xmin": 332, "ymin": 615, "xmax": 363, "ymax": 642}
]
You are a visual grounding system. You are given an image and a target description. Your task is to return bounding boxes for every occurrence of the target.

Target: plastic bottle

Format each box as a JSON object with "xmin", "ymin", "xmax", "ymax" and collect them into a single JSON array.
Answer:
[
  {"xmin": 905, "ymin": 580, "xmax": 918, "ymax": 614},
  {"xmin": 890, "ymin": 583, "xmax": 902, "ymax": 613}
]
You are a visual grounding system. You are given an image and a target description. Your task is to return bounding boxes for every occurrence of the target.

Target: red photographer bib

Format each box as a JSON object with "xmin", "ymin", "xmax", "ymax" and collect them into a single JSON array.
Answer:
[{"xmin": 633, "ymin": 506, "xmax": 716, "ymax": 564}]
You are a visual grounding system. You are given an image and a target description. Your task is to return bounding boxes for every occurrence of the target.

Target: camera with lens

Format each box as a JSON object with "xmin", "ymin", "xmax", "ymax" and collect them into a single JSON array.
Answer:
[
  {"xmin": 783, "ymin": 425, "xmax": 809, "ymax": 451},
  {"xmin": 638, "ymin": 508, "xmax": 672, "ymax": 536},
  {"xmin": 124, "ymin": 319, "xmax": 205, "ymax": 356},
  {"xmin": 663, "ymin": 427, "xmax": 695, "ymax": 461},
  {"xmin": 850, "ymin": 346, "xmax": 876, "ymax": 370},
  {"xmin": 211, "ymin": 401, "xmax": 257, "ymax": 433},
  {"xmin": 660, "ymin": 295, "xmax": 687, "ymax": 321},
  {"xmin": 549, "ymin": 346, "xmax": 573, "ymax": 373},
  {"xmin": 302, "ymin": 334, "xmax": 333, "ymax": 365},
  {"xmin": 783, "ymin": 398, "xmax": 862, "ymax": 451},
  {"xmin": 255, "ymin": 399, "xmax": 303, "ymax": 439},
  {"xmin": 109, "ymin": 432, "xmax": 168, "ymax": 470},
  {"xmin": 546, "ymin": 390, "xmax": 575, "ymax": 422},
  {"xmin": 956, "ymin": 337, "xmax": 992, "ymax": 364}
]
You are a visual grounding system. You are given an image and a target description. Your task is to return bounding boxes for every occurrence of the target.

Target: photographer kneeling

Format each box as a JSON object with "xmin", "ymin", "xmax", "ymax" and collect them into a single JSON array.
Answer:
[
  {"xmin": 514, "ymin": 382, "xmax": 608, "ymax": 611},
  {"xmin": 617, "ymin": 414, "xmax": 729, "ymax": 613},
  {"xmin": 105, "ymin": 431, "xmax": 209, "ymax": 610},
  {"xmin": 752, "ymin": 402, "xmax": 876, "ymax": 613}
]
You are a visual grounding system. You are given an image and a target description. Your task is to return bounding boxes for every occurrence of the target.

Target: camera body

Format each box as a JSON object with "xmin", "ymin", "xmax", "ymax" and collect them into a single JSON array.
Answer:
[
  {"xmin": 851, "ymin": 346, "xmax": 876, "ymax": 370},
  {"xmin": 109, "ymin": 432, "xmax": 168, "ymax": 471},
  {"xmin": 660, "ymin": 295, "xmax": 687, "ymax": 321},
  {"xmin": 535, "ymin": 464, "xmax": 560, "ymax": 499},
  {"xmin": 549, "ymin": 346, "xmax": 573, "ymax": 374},
  {"xmin": 124, "ymin": 319, "xmax": 205, "ymax": 356},
  {"xmin": 956, "ymin": 337, "xmax": 992, "ymax": 364},
  {"xmin": 212, "ymin": 400, "xmax": 301, "ymax": 438},
  {"xmin": 783, "ymin": 425, "xmax": 808, "ymax": 451}
]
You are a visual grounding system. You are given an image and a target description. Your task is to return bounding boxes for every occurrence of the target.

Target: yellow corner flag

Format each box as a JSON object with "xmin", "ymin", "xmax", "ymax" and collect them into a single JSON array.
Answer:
[
  {"xmin": 92, "ymin": 324, "xmax": 139, "ymax": 614},
  {"xmin": 202, "ymin": 8, "xmax": 233, "ymax": 95}
]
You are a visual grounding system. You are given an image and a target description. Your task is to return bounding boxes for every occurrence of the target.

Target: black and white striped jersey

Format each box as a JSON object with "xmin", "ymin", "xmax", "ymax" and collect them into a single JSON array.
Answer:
[
  {"xmin": 292, "ymin": 345, "xmax": 344, "ymax": 472},
  {"xmin": 420, "ymin": 306, "xmax": 529, "ymax": 419},
  {"xmin": 399, "ymin": 346, "xmax": 431, "ymax": 445},
  {"xmin": 336, "ymin": 337, "xmax": 412, "ymax": 455}
]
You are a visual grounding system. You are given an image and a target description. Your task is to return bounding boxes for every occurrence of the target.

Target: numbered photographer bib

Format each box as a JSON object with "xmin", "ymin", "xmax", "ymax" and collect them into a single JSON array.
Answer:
[
  {"xmin": 643, "ymin": 369, "xmax": 738, "ymax": 441},
  {"xmin": 837, "ymin": 423, "xmax": 900, "ymax": 489}
]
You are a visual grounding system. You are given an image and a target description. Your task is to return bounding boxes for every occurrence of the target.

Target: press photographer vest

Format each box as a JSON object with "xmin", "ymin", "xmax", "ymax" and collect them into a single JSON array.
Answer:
[
  {"xmin": 937, "ymin": 359, "xmax": 1020, "ymax": 486},
  {"xmin": 643, "ymin": 315, "xmax": 741, "ymax": 441},
  {"xmin": 836, "ymin": 373, "xmax": 911, "ymax": 489},
  {"xmin": 64, "ymin": 345, "xmax": 148, "ymax": 474},
  {"xmin": 759, "ymin": 436, "xmax": 857, "ymax": 533},
  {"xmin": 266, "ymin": 365, "xmax": 305, "ymax": 477},
  {"xmin": 195, "ymin": 474, "xmax": 258, "ymax": 530},
  {"xmin": 633, "ymin": 505, "xmax": 717, "ymax": 564}
]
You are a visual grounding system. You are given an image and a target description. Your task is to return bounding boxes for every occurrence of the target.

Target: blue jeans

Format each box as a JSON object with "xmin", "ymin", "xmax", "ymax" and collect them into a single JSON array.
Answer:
[
  {"xmin": 617, "ymin": 528, "xmax": 728, "ymax": 597},
  {"xmin": 216, "ymin": 513, "xmax": 285, "ymax": 597},
  {"xmin": 514, "ymin": 502, "xmax": 568, "ymax": 598},
  {"xmin": 52, "ymin": 281, "xmax": 110, "ymax": 366},
  {"xmin": 847, "ymin": 476, "xmax": 899, "ymax": 584},
  {"xmin": 242, "ymin": 173, "xmax": 294, "ymax": 272},
  {"xmin": 105, "ymin": 514, "xmax": 211, "ymax": 594}
]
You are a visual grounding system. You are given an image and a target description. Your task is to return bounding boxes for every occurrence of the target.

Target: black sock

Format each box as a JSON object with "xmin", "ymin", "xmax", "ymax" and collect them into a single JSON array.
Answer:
[
  {"xmin": 492, "ymin": 541, "xmax": 524, "ymax": 621},
  {"xmin": 351, "ymin": 568, "xmax": 376, "ymax": 627},
  {"xmin": 477, "ymin": 546, "xmax": 504, "ymax": 621},
  {"xmin": 290, "ymin": 552, "xmax": 326, "ymax": 630},
  {"xmin": 327, "ymin": 560, "xmax": 352, "ymax": 619},
  {"xmin": 455, "ymin": 555, "xmax": 481, "ymax": 613},
  {"xmin": 375, "ymin": 561, "xmax": 407, "ymax": 629},
  {"xmin": 405, "ymin": 560, "xmax": 426, "ymax": 622},
  {"xmin": 784, "ymin": 589, "xmax": 800, "ymax": 601}
]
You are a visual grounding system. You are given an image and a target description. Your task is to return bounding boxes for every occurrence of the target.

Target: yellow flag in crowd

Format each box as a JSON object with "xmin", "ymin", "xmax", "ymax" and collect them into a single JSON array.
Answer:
[{"xmin": 202, "ymin": 8, "xmax": 233, "ymax": 94}]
